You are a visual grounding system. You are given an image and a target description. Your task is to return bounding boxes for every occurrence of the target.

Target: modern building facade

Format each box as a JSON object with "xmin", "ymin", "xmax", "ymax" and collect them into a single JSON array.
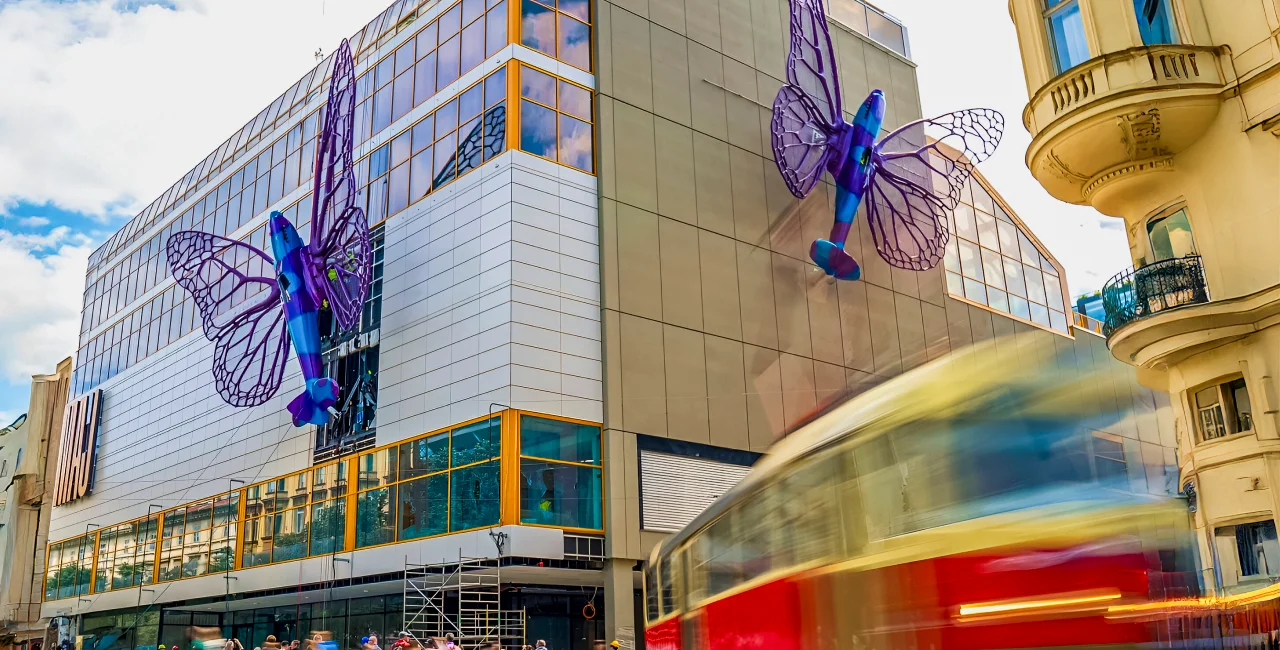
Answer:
[
  {"xmin": 0, "ymin": 358, "xmax": 73, "ymax": 650},
  {"xmin": 42, "ymin": 1, "xmax": 1182, "ymax": 649},
  {"xmin": 1008, "ymin": 0, "xmax": 1280, "ymax": 592}
]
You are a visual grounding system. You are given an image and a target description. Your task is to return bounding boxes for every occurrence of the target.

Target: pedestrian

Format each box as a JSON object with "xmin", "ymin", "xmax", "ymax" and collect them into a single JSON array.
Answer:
[
  {"xmin": 368, "ymin": 636, "xmax": 380, "ymax": 650},
  {"xmin": 535, "ymin": 641, "xmax": 548, "ymax": 650},
  {"xmin": 442, "ymin": 635, "xmax": 457, "ymax": 650},
  {"xmin": 263, "ymin": 635, "xmax": 282, "ymax": 650}
]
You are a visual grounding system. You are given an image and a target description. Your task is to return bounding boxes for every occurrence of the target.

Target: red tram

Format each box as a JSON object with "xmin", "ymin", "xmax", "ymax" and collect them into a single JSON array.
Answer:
[{"xmin": 643, "ymin": 340, "xmax": 1201, "ymax": 650}]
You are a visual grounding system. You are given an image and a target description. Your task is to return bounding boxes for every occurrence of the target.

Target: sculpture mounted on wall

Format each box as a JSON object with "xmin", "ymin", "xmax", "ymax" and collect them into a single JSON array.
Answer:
[
  {"xmin": 771, "ymin": 0, "xmax": 1005, "ymax": 280},
  {"xmin": 166, "ymin": 39, "xmax": 371, "ymax": 427}
]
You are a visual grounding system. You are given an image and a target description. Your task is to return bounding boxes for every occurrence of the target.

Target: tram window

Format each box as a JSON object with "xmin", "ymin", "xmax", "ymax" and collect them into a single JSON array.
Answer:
[
  {"xmin": 854, "ymin": 422, "xmax": 1094, "ymax": 540},
  {"xmin": 644, "ymin": 563, "xmax": 660, "ymax": 622},
  {"xmin": 659, "ymin": 552, "xmax": 680, "ymax": 615},
  {"xmin": 737, "ymin": 488, "xmax": 780, "ymax": 582},
  {"xmin": 778, "ymin": 454, "xmax": 841, "ymax": 565}
]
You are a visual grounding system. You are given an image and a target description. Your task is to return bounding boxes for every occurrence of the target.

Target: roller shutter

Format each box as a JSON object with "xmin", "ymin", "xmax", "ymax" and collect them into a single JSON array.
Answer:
[{"xmin": 639, "ymin": 450, "xmax": 751, "ymax": 533}]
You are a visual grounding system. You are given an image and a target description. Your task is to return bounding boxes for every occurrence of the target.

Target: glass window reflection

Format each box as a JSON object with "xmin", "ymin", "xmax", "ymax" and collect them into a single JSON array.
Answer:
[{"xmin": 520, "ymin": 100, "xmax": 557, "ymax": 160}]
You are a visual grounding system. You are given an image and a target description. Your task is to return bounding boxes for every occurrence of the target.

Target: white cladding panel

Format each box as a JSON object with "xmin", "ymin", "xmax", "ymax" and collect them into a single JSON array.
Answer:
[{"xmin": 639, "ymin": 450, "xmax": 751, "ymax": 533}]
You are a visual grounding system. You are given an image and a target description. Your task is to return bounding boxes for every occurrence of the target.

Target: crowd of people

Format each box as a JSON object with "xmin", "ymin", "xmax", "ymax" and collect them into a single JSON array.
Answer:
[{"xmin": 161, "ymin": 627, "xmax": 600, "ymax": 650}]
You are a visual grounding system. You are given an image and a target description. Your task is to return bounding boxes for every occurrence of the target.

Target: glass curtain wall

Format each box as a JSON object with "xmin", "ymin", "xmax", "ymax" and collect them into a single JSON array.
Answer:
[{"xmin": 46, "ymin": 411, "xmax": 609, "ymax": 598}]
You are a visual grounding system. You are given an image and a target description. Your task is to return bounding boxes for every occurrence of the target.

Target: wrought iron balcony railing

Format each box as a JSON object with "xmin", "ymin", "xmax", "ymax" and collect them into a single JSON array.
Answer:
[{"xmin": 1101, "ymin": 255, "xmax": 1210, "ymax": 336}]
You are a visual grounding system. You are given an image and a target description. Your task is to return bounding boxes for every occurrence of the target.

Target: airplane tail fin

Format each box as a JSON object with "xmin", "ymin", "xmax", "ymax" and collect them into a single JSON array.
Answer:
[{"xmin": 288, "ymin": 377, "xmax": 340, "ymax": 427}]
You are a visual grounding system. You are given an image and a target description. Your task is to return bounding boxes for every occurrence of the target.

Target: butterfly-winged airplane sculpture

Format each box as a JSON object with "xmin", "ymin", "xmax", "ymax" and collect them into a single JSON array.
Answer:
[
  {"xmin": 167, "ymin": 39, "xmax": 371, "ymax": 428},
  {"xmin": 771, "ymin": 0, "xmax": 1005, "ymax": 280}
]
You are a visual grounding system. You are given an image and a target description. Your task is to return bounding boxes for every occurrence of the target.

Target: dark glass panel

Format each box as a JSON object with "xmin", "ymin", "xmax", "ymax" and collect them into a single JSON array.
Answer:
[
  {"xmin": 356, "ymin": 487, "xmax": 396, "ymax": 547},
  {"xmin": 450, "ymin": 461, "xmax": 500, "ymax": 531},
  {"xmin": 398, "ymin": 474, "xmax": 449, "ymax": 540},
  {"xmin": 519, "ymin": 461, "xmax": 602, "ymax": 529}
]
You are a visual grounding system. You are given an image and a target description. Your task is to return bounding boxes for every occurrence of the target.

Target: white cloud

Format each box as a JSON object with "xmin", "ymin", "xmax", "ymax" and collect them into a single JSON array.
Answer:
[
  {"xmin": 0, "ymin": 227, "xmax": 92, "ymax": 382},
  {"xmin": 0, "ymin": 0, "xmax": 396, "ymax": 219},
  {"xmin": 872, "ymin": 0, "xmax": 1132, "ymax": 297},
  {"xmin": 17, "ymin": 216, "xmax": 50, "ymax": 227}
]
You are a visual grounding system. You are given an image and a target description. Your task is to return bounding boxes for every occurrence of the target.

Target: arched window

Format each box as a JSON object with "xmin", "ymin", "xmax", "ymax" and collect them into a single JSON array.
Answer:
[{"xmin": 1147, "ymin": 207, "xmax": 1196, "ymax": 262}]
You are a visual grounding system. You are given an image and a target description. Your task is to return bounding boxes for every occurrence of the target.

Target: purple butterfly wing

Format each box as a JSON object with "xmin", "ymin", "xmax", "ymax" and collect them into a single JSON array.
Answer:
[
  {"xmin": 864, "ymin": 109, "xmax": 1004, "ymax": 270},
  {"xmin": 166, "ymin": 231, "xmax": 290, "ymax": 407},
  {"xmin": 771, "ymin": 85, "xmax": 839, "ymax": 198},
  {"xmin": 785, "ymin": 0, "xmax": 842, "ymax": 125},
  {"xmin": 310, "ymin": 38, "xmax": 372, "ymax": 332},
  {"xmin": 876, "ymin": 108, "xmax": 1005, "ymax": 210}
]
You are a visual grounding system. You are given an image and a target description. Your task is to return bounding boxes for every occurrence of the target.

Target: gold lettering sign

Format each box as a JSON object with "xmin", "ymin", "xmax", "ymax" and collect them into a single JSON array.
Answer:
[{"xmin": 53, "ymin": 390, "xmax": 102, "ymax": 507}]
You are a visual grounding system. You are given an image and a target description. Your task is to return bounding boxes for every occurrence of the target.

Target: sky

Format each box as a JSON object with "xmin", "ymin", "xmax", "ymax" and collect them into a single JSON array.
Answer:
[
  {"xmin": 0, "ymin": 0, "xmax": 1131, "ymax": 422},
  {"xmin": 871, "ymin": 0, "xmax": 1131, "ymax": 296}
]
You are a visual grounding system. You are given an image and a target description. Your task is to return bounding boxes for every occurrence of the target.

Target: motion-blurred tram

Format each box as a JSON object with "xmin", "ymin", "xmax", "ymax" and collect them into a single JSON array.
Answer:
[{"xmin": 643, "ymin": 339, "xmax": 1202, "ymax": 650}]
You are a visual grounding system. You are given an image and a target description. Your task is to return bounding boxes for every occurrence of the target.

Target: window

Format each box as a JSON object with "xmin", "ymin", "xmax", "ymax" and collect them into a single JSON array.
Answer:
[
  {"xmin": 1135, "ymin": 0, "xmax": 1177, "ymax": 45},
  {"xmin": 45, "ymin": 536, "xmax": 93, "ymax": 601},
  {"xmin": 519, "ymin": 415, "xmax": 603, "ymax": 530},
  {"xmin": 519, "ymin": 65, "xmax": 594, "ymax": 173},
  {"xmin": 1044, "ymin": 0, "xmax": 1089, "ymax": 74},
  {"xmin": 1216, "ymin": 520, "xmax": 1280, "ymax": 587},
  {"xmin": 1092, "ymin": 433, "xmax": 1127, "ymax": 487},
  {"xmin": 1147, "ymin": 208, "xmax": 1196, "ymax": 262},
  {"xmin": 357, "ymin": 67, "xmax": 507, "ymax": 225},
  {"xmin": 943, "ymin": 172, "xmax": 1071, "ymax": 333},
  {"xmin": 520, "ymin": 0, "xmax": 591, "ymax": 70},
  {"xmin": 1194, "ymin": 377, "xmax": 1253, "ymax": 442}
]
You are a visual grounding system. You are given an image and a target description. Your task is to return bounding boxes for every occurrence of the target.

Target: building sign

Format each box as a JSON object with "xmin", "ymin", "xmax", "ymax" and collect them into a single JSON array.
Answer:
[{"xmin": 53, "ymin": 390, "xmax": 102, "ymax": 506}]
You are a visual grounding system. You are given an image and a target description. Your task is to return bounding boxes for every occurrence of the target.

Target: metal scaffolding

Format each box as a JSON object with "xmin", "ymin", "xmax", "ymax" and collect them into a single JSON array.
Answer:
[{"xmin": 403, "ymin": 556, "xmax": 525, "ymax": 649}]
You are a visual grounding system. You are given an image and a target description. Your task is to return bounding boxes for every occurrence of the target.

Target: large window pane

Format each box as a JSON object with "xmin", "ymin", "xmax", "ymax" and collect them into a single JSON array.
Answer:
[
  {"xmin": 520, "ymin": 460, "xmax": 602, "ymax": 529},
  {"xmin": 521, "ymin": 67, "xmax": 556, "ymax": 105},
  {"xmin": 387, "ymin": 162, "xmax": 410, "ymax": 216},
  {"xmin": 272, "ymin": 506, "xmax": 308, "ymax": 563},
  {"xmin": 520, "ymin": 100, "xmax": 557, "ymax": 159},
  {"xmin": 399, "ymin": 474, "xmax": 449, "ymax": 540},
  {"xmin": 560, "ymin": 0, "xmax": 588, "ymax": 21},
  {"xmin": 558, "ymin": 114, "xmax": 593, "ymax": 172},
  {"xmin": 437, "ymin": 34, "xmax": 461, "ymax": 91},
  {"xmin": 358, "ymin": 448, "xmax": 397, "ymax": 490},
  {"xmin": 521, "ymin": 415, "xmax": 600, "ymax": 464},
  {"xmin": 400, "ymin": 432, "xmax": 449, "ymax": 479},
  {"xmin": 558, "ymin": 14, "xmax": 591, "ymax": 70},
  {"xmin": 521, "ymin": 0, "xmax": 556, "ymax": 56},
  {"xmin": 460, "ymin": 20, "xmax": 485, "ymax": 74},
  {"xmin": 309, "ymin": 499, "xmax": 346, "ymax": 556},
  {"xmin": 410, "ymin": 148, "xmax": 434, "ymax": 202},
  {"xmin": 451, "ymin": 461, "xmax": 500, "ymax": 531},
  {"xmin": 414, "ymin": 53, "xmax": 437, "ymax": 107},
  {"xmin": 1047, "ymin": 1, "xmax": 1089, "ymax": 73},
  {"xmin": 483, "ymin": 102, "xmax": 507, "ymax": 161},
  {"xmin": 242, "ymin": 517, "xmax": 272, "ymax": 568},
  {"xmin": 486, "ymin": 2, "xmax": 508, "ymax": 57},
  {"xmin": 1148, "ymin": 209, "xmax": 1196, "ymax": 261},
  {"xmin": 356, "ymin": 487, "xmax": 396, "ymax": 548},
  {"xmin": 558, "ymin": 82, "xmax": 592, "ymax": 121},
  {"xmin": 453, "ymin": 418, "xmax": 501, "ymax": 467}
]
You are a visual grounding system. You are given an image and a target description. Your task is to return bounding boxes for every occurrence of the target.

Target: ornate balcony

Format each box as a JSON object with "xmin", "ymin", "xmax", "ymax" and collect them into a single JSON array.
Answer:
[
  {"xmin": 1102, "ymin": 255, "xmax": 1210, "ymax": 336},
  {"xmin": 1023, "ymin": 45, "xmax": 1226, "ymax": 216}
]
